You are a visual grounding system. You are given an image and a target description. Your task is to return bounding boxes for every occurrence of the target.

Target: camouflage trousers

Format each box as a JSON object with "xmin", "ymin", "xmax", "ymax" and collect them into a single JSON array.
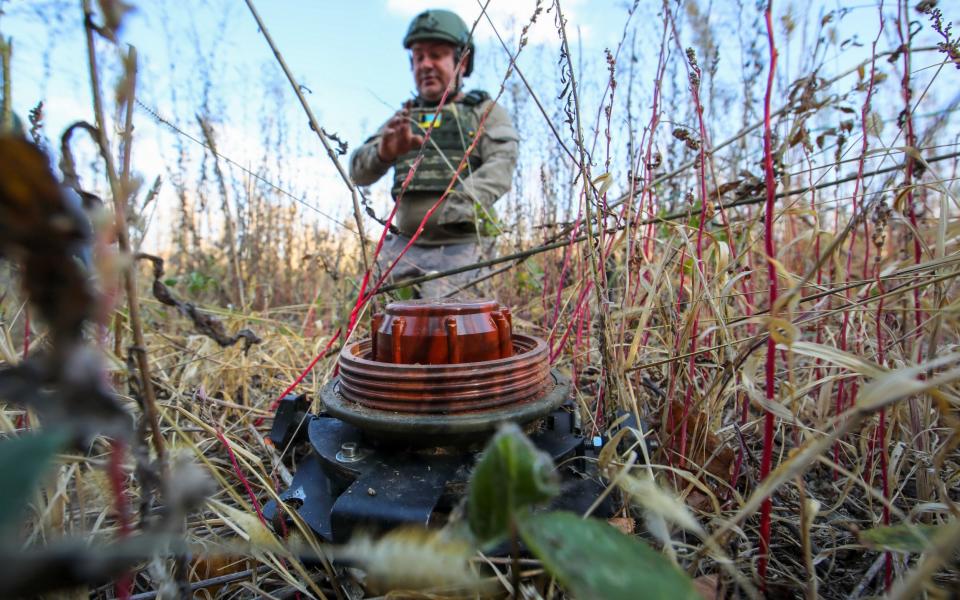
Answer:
[{"xmin": 376, "ymin": 234, "xmax": 495, "ymax": 299}]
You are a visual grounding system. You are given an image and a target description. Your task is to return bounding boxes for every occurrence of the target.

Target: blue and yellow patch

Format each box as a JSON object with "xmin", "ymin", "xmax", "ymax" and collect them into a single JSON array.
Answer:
[{"xmin": 418, "ymin": 112, "xmax": 443, "ymax": 129}]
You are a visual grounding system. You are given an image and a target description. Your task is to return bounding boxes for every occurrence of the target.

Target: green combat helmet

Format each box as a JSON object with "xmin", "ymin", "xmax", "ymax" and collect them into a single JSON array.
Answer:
[{"xmin": 403, "ymin": 9, "xmax": 474, "ymax": 76}]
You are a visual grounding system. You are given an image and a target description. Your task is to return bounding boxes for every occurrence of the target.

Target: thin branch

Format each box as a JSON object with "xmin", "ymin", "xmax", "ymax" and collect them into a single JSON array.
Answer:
[
  {"xmin": 83, "ymin": 1, "xmax": 165, "ymax": 464},
  {"xmin": 377, "ymin": 149, "xmax": 960, "ymax": 294},
  {"xmin": 241, "ymin": 0, "xmax": 370, "ymax": 274}
]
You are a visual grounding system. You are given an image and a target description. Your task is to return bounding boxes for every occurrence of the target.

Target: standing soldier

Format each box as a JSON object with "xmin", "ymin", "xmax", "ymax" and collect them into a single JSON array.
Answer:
[{"xmin": 350, "ymin": 8, "xmax": 519, "ymax": 298}]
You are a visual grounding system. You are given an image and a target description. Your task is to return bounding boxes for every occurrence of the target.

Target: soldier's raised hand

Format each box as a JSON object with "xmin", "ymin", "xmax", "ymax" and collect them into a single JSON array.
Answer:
[{"xmin": 377, "ymin": 108, "xmax": 425, "ymax": 163}]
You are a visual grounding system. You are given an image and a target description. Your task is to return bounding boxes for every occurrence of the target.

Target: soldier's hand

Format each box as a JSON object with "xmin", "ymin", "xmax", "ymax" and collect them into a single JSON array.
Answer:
[{"xmin": 377, "ymin": 108, "xmax": 424, "ymax": 163}]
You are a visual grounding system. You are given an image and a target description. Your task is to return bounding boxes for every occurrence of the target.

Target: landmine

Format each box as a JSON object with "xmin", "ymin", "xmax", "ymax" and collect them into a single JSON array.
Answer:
[{"xmin": 264, "ymin": 298, "xmax": 612, "ymax": 542}]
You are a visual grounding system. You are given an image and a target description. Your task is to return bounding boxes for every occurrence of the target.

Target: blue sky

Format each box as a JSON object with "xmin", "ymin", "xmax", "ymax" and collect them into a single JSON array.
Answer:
[
  {"xmin": 3, "ymin": 1, "xmax": 957, "ymax": 247},
  {"xmin": 4, "ymin": 0, "xmax": 629, "ymax": 150},
  {"xmin": 3, "ymin": 0, "xmax": 632, "ymax": 241}
]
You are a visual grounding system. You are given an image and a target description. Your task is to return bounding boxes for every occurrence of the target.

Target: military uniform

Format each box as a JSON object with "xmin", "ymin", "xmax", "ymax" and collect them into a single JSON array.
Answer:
[{"xmin": 350, "ymin": 91, "xmax": 518, "ymax": 297}]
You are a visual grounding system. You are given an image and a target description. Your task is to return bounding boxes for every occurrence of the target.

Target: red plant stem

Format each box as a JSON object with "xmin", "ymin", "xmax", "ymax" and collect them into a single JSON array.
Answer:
[
  {"xmin": 874, "ymin": 261, "xmax": 893, "ymax": 590},
  {"xmin": 635, "ymin": 11, "xmax": 670, "ymax": 262},
  {"xmin": 848, "ymin": 0, "xmax": 883, "ymax": 468},
  {"xmin": 216, "ymin": 429, "xmax": 268, "ymax": 526},
  {"xmin": 879, "ymin": 406, "xmax": 892, "ymax": 589},
  {"xmin": 872, "ymin": 146, "xmax": 892, "ymax": 586},
  {"xmin": 550, "ymin": 216, "xmax": 584, "ymax": 332},
  {"xmin": 254, "ymin": 329, "xmax": 342, "ymax": 427},
  {"xmin": 678, "ymin": 348, "xmax": 696, "ymax": 467},
  {"xmin": 676, "ymin": 245, "xmax": 689, "ymax": 311},
  {"xmin": 833, "ymin": 7, "xmax": 885, "ymax": 478},
  {"xmin": 681, "ymin": 55, "xmax": 713, "ymax": 467},
  {"xmin": 661, "ymin": 5, "xmax": 748, "ymax": 473},
  {"xmin": 299, "ymin": 48, "xmax": 470, "ymax": 357},
  {"xmin": 252, "ymin": 70, "xmax": 458, "ymax": 429},
  {"xmin": 344, "ymin": 79, "xmax": 462, "ymax": 332},
  {"xmin": 576, "ymin": 305, "xmax": 593, "ymax": 430},
  {"xmin": 664, "ymin": 323, "xmax": 683, "ymax": 432},
  {"xmin": 549, "ymin": 281, "xmax": 593, "ymax": 363},
  {"xmin": 344, "ymin": 46, "xmax": 519, "ymax": 341},
  {"xmin": 758, "ymin": 0, "xmax": 779, "ymax": 586},
  {"xmin": 806, "ymin": 150, "xmax": 825, "ymax": 406},
  {"xmin": 897, "ymin": 0, "xmax": 928, "ymax": 502},
  {"xmin": 109, "ymin": 439, "xmax": 132, "ymax": 600}
]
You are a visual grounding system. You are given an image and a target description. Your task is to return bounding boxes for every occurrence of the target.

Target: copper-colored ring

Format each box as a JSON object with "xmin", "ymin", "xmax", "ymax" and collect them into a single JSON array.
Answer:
[
  {"xmin": 321, "ymin": 370, "xmax": 569, "ymax": 440},
  {"xmin": 335, "ymin": 334, "xmax": 551, "ymax": 416}
]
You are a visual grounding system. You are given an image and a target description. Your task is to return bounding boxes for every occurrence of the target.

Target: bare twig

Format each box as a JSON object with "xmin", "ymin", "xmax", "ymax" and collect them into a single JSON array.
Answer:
[
  {"xmin": 82, "ymin": 2, "xmax": 166, "ymax": 464},
  {"xmin": 241, "ymin": 0, "xmax": 371, "ymax": 274},
  {"xmin": 136, "ymin": 253, "xmax": 262, "ymax": 352},
  {"xmin": 378, "ymin": 149, "xmax": 960, "ymax": 295}
]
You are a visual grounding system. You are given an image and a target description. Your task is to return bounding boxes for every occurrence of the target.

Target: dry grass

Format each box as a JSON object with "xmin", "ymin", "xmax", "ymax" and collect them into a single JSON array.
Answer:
[{"xmin": 2, "ymin": 0, "xmax": 960, "ymax": 598}]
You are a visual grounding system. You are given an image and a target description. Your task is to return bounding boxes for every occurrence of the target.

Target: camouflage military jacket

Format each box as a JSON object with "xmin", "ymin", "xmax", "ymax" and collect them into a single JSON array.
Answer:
[{"xmin": 349, "ymin": 91, "xmax": 519, "ymax": 245}]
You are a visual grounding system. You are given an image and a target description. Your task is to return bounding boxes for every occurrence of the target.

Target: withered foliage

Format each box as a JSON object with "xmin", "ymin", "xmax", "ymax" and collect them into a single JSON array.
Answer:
[
  {"xmin": 0, "ymin": 135, "xmax": 128, "ymax": 440},
  {"xmin": 137, "ymin": 253, "xmax": 262, "ymax": 353},
  {"xmin": 3, "ymin": 1, "xmax": 960, "ymax": 598}
]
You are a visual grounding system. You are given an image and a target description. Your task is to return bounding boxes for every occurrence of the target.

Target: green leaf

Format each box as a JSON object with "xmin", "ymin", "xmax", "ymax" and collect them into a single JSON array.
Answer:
[
  {"xmin": 0, "ymin": 430, "xmax": 69, "ymax": 533},
  {"xmin": 186, "ymin": 270, "xmax": 214, "ymax": 295},
  {"xmin": 859, "ymin": 522, "xmax": 944, "ymax": 553},
  {"xmin": 163, "ymin": 278, "xmax": 178, "ymax": 287},
  {"xmin": 514, "ymin": 267, "xmax": 543, "ymax": 293},
  {"xmin": 473, "ymin": 200, "xmax": 504, "ymax": 237},
  {"xmin": 518, "ymin": 512, "xmax": 701, "ymax": 600},
  {"xmin": 466, "ymin": 423, "xmax": 560, "ymax": 545},
  {"xmin": 392, "ymin": 285, "xmax": 415, "ymax": 301}
]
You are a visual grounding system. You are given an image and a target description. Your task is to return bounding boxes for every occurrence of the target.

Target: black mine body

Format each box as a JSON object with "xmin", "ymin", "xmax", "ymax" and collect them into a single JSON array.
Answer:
[
  {"xmin": 263, "ymin": 391, "xmax": 617, "ymax": 543},
  {"xmin": 264, "ymin": 299, "xmax": 625, "ymax": 543}
]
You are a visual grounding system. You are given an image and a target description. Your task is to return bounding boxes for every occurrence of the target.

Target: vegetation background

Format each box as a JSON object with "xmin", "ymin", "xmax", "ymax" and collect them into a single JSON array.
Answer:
[{"xmin": 1, "ymin": 0, "xmax": 959, "ymax": 598}]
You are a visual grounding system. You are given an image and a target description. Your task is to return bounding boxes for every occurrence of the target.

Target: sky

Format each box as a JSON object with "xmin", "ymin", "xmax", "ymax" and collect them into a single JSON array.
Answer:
[
  {"xmin": 2, "ymin": 0, "xmax": 628, "ymax": 153},
  {"xmin": 2, "ymin": 1, "xmax": 957, "ymax": 249},
  {"xmin": 2, "ymin": 0, "xmax": 633, "ymax": 244}
]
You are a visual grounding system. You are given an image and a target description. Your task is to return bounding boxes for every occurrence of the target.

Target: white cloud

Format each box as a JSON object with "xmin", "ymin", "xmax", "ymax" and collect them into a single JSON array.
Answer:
[{"xmin": 385, "ymin": 0, "xmax": 589, "ymax": 46}]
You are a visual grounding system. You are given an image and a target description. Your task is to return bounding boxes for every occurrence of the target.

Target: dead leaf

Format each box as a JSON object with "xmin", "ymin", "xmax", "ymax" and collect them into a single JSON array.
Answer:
[
  {"xmin": 657, "ymin": 401, "xmax": 735, "ymax": 481},
  {"xmin": 768, "ymin": 317, "xmax": 799, "ymax": 347},
  {"xmin": 608, "ymin": 517, "xmax": 636, "ymax": 535},
  {"xmin": 693, "ymin": 574, "xmax": 720, "ymax": 600}
]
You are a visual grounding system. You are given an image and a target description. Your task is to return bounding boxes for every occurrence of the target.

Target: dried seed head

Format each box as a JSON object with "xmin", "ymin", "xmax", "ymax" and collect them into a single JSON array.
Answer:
[
  {"xmin": 871, "ymin": 230, "xmax": 887, "ymax": 249},
  {"xmin": 646, "ymin": 151, "xmax": 662, "ymax": 170},
  {"xmin": 672, "ymin": 127, "xmax": 701, "ymax": 151}
]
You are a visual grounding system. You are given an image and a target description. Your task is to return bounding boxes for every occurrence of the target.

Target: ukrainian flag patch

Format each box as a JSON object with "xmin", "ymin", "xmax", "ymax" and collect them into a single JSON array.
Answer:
[{"xmin": 418, "ymin": 112, "xmax": 443, "ymax": 129}]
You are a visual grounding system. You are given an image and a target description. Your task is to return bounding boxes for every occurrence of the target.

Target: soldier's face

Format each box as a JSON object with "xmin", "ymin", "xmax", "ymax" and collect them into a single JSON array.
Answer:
[{"xmin": 411, "ymin": 41, "xmax": 459, "ymax": 102}]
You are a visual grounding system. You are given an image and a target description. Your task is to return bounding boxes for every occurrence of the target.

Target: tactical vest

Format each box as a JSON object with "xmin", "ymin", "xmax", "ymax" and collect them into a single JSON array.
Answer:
[{"xmin": 391, "ymin": 90, "xmax": 489, "ymax": 199}]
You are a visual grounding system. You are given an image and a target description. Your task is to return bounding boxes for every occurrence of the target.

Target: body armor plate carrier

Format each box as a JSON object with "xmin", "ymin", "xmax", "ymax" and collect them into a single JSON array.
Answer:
[{"xmin": 391, "ymin": 90, "xmax": 489, "ymax": 199}]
